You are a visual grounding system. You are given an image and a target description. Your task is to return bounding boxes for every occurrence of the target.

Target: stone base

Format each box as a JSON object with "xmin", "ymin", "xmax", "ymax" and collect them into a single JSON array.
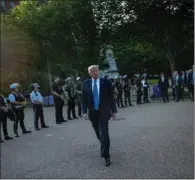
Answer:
[{"xmin": 100, "ymin": 70, "xmax": 119, "ymax": 79}]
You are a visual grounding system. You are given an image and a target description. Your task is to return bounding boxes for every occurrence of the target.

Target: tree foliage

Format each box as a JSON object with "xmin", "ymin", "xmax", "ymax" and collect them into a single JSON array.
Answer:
[{"xmin": 6, "ymin": 0, "xmax": 194, "ymax": 78}]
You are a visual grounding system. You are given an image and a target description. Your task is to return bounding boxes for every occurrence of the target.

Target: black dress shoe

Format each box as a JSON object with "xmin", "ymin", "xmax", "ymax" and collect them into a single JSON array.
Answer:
[
  {"xmin": 61, "ymin": 120, "xmax": 67, "ymax": 123},
  {"xmin": 68, "ymin": 118, "xmax": 73, "ymax": 120},
  {"xmin": 73, "ymin": 116, "xmax": 78, "ymax": 119},
  {"xmin": 1, "ymin": 140, "xmax": 4, "ymax": 143},
  {"xmin": 56, "ymin": 122, "xmax": 62, "ymax": 124},
  {"xmin": 5, "ymin": 136, "xmax": 13, "ymax": 140},
  {"xmin": 42, "ymin": 125, "xmax": 49, "ymax": 128},
  {"xmin": 15, "ymin": 134, "xmax": 20, "ymax": 137},
  {"xmin": 35, "ymin": 128, "xmax": 41, "ymax": 131},
  {"xmin": 23, "ymin": 130, "xmax": 32, "ymax": 134},
  {"xmin": 104, "ymin": 157, "xmax": 111, "ymax": 166}
]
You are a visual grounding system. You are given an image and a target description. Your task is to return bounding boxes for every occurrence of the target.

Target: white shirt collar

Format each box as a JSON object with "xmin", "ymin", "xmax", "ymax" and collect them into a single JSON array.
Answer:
[{"xmin": 92, "ymin": 78, "xmax": 100, "ymax": 82}]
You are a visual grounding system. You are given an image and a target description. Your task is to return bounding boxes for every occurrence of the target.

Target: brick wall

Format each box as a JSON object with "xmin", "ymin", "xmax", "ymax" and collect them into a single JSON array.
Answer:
[{"xmin": 1, "ymin": 17, "xmax": 38, "ymax": 93}]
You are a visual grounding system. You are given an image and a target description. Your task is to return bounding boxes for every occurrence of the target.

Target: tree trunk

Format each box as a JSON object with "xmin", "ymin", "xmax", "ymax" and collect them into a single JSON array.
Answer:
[{"xmin": 168, "ymin": 58, "xmax": 175, "ymax": 73}]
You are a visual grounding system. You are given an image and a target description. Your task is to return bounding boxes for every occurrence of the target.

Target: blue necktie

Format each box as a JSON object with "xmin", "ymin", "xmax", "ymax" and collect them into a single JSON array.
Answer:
[{"xmin": 93, "ymin": 80, "xmax": 99, "ymax": 110}]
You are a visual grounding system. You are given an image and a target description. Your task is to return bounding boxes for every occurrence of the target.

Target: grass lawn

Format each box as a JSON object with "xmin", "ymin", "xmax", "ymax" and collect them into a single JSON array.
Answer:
[
  {"xmin": 148, "ymin": 78, "xmax": 172, "ymax": 86},
  {"xmin": 148, "ymin": 79, "xmax": 159, "ymax": 85}
]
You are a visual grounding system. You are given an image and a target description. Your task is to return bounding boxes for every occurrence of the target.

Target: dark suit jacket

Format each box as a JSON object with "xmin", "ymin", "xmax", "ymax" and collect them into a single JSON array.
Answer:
[
  {"xmin": 188, "ymin": 71, "xmax": 194, "ymax": 88},
  {"xmin": 81, "ymin": 78, "xmax": 117, "ymax": 120},
  {"xmin": 158, "ymin": 76, "xmax": 169, "ymax": 90},
  {"xmin": 171, "ymin": 76, "xmax": 176, "ymax": 88}
]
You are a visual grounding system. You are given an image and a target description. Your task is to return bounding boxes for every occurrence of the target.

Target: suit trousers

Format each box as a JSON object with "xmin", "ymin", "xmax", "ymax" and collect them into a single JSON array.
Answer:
[
  {"xmin": 89, "ymin": 110, "xmax": 110, "ymax": 158},
  {"xmin": 190, "ymin": 85, "xmax": 194, "ymax": 100},
  {"xmin": 77, "ymin": 101, "xmax": 82, "ymax": 116},
  {"xmin": 161, "ymin": 88, "xmax": 169, "ymax": 102}
]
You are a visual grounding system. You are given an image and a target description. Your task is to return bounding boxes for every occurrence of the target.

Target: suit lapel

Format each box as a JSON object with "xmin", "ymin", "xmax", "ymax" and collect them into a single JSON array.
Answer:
[
  {"xmin": 88, "ymin": 79, "xmax": 92, "ymax": 95},
  {"xmin": 99, "ymin": 78, "xmax": 104, "ymax": 102}
]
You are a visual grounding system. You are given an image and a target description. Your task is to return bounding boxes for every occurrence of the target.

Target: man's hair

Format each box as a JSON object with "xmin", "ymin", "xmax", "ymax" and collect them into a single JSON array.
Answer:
[
  {"xmin": 88, "ymin": 65, "xmax": 99, "ymax": 72},
  {"xmin": 52, "ymin": 76, "xmax": 59, "ymax": 82}
]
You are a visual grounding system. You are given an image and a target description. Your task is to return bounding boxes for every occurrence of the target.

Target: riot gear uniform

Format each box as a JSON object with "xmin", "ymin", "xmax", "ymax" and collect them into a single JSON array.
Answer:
[
  {"xmin": 123, "ymin": 75, "xmax": 133, "ymax": 106},
  {"xmin": 76, "ymin": 77, "xmax": 82, "ymax": 117},
  {"xmin": 64, "ymin": 77, "xmax": 77, "ymax": 120},
  {"xmin": 115, "ymin": 78, "xmax": 124, "ymax": 108}
]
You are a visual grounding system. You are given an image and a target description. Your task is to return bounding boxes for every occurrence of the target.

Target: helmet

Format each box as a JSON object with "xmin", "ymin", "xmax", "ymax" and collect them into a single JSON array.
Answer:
[
  {"xmin": 65, "ymin": 77, "xmax": 71, "ymax": 82},
  {"xmin": 31, "ymin": 83, "xmax": 40, "ymax": 89},
  {"xmin": 10, "ymin": 83, "xmax": 20, "ymax": 89},
  {"xmin": 123, "ymin": 75, "xmax": 128, "ymax": 79}
]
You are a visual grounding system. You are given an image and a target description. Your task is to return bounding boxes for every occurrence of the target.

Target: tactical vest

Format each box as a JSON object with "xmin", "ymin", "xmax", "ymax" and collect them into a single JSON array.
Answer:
[
  {"xmin": 116, "ymin": 82, "xmax": 122, "ymax": 92},
  {"xmin": 124, "ymin": 82, "xmax": 130, "ymax": 91},
  {"xmin": 10, "ymin": 93, "xmax": 25, "ymax": 109}
]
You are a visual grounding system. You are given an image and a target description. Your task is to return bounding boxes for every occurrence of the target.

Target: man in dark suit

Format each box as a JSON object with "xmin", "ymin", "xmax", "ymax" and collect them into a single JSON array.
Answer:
[
  {"xmin": 81, "ymin": 65, "xmax": 117, "ymax": 167},
  {"xmin": 158, "ymin": 73, "xmax": 169, "ymax": 103},
  {"xmin": 188, "ymin": 65, "xmax": 194, "ymax": 101},
  {"xmin": 171, "ymin": 71, "xmax": 177, "ymax": 100}
]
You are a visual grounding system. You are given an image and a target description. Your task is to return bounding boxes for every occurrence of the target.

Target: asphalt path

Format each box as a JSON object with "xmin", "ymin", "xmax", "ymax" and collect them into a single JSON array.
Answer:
[{"xmin": 1, "ymin": 100, "xmax": 194, "ymax": 179}]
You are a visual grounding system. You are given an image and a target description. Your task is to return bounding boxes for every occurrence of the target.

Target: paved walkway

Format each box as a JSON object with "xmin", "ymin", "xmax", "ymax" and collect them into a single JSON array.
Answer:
[{"xmin": 1, "ymin": 100, "xmax": 194, "ymax": 179}]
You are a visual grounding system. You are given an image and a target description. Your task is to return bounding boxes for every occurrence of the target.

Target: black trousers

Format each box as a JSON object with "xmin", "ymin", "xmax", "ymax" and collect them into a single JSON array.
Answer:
[
  {"xmin": 0, "ymin": 112, "xmax": 8, "ymax": 138},
  {"xmin": 13, "ymin": 109, "xmax": 26, "ymax": 135},
  {"xmin": 117, "ymin": 92, "xmax": 124, "ymax": 107},
  {"xmin": 33, "ymin": 104, "xmax": 46, "ymax": 128},
  {"xmin": 89, "ymin": 110, "xmax": 110, "ymax": 158},
  {"xmin": 176, "ymin": 86, "xmax": 183, "ymax": 101},
  {"xmin": 77, "ymin": 101, "xmax": 82, "ymax": 116},
  {"xmin": 161, "ymin": 88, "xmax": 169, "ymax": 102},
  {"xmin": 67, "ymin": 98, "xmax": 76, "ymax": 119},
  {"xmin": 124, "ymin": 90, "xmax": 131, "ymax": 106},
  {"xmin": 54, "ymin": 100, "xmax": 64, "ymax": 123},
  {"xmin": 137, "ymin": 90, "xmax": 142, "ymax": 104},
  {"xmin": 143, "ymin": 87, "xmax": 149, "ymax": 103},
  {"xmin": 172, "ymin": 87, "xmax": 176, "ymax": 100},
  {"xmin": 189, "ymin": 85, "xmax": 194, "ymax": 100}
]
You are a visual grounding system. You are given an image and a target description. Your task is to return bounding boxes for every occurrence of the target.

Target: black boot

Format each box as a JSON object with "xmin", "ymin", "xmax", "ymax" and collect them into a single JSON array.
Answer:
[{"xmin": 4, "ymin": 136, "xmax": 13, "ymax": 140}]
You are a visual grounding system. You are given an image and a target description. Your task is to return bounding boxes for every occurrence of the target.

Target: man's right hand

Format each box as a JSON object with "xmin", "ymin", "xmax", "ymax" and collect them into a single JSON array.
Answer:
[{"xmin": 83, "ymin": 113, "xmax": 88, "ymax": 120}]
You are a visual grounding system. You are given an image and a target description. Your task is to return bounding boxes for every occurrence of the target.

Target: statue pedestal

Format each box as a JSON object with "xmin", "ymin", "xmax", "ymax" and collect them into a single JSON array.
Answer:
[
  {"xmin": 100, "ymin": 69, "xmax": 119, "ymax": 79},
  {"xmin": 99, "ymin": 44, "xmax": 120, "ymax": 78}
]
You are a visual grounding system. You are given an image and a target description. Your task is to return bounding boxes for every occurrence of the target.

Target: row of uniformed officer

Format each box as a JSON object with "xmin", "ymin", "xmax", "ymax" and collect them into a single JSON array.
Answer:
[
  {"xmin": 0, "ymin": 94, "xmax": 14, "ymax": 142},
  {"xmin": 30, "ymin": 83, "xmax": 49, "ymax": 130},
  {"xmin": 113, "ymin": 75, "xmax": 133, "ymax": 108},
  {"xmin": 8, "ymin": 83, "xmax": 32, "ymax": 137},
  {"xmin": 52, "ymin": 77, "xmax": 67, "ymax": 124},
  {"xmin": 63, "ymin": 77, "xmax": 78, "ymax": 120}
]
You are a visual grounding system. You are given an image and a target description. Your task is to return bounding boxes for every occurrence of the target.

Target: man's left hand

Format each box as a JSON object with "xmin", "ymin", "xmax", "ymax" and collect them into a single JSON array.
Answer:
[{"xmin": 112, "ymin": 113, "xmax": 117, "ymax": 120}]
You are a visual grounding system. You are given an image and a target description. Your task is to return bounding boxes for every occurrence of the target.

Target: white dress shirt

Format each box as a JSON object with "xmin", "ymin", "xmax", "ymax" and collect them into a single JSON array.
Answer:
[
  {"xmin": 161, "ymin": 76, "xmax": 164, "ymax": 82},
  {"xmin": 141, "ymin": 79, "xmax": 147, "ymax": 87},
  {"xmin": 92, "ymin": 78, "xmax": 100, "ymax": 99}
]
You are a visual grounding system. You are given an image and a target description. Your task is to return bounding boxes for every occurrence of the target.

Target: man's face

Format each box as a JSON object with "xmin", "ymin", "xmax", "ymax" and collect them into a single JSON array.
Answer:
[
  {"xmin": 89, "ymin": 67, "xmax": 99, "ymax": 79},
  {"xmin": 15, "ymin": 87, "xmax": 19, "ymax": 92},
  {"xmin": 55, "ymin": 77, "xmax": 60, "ymax": 83}
]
